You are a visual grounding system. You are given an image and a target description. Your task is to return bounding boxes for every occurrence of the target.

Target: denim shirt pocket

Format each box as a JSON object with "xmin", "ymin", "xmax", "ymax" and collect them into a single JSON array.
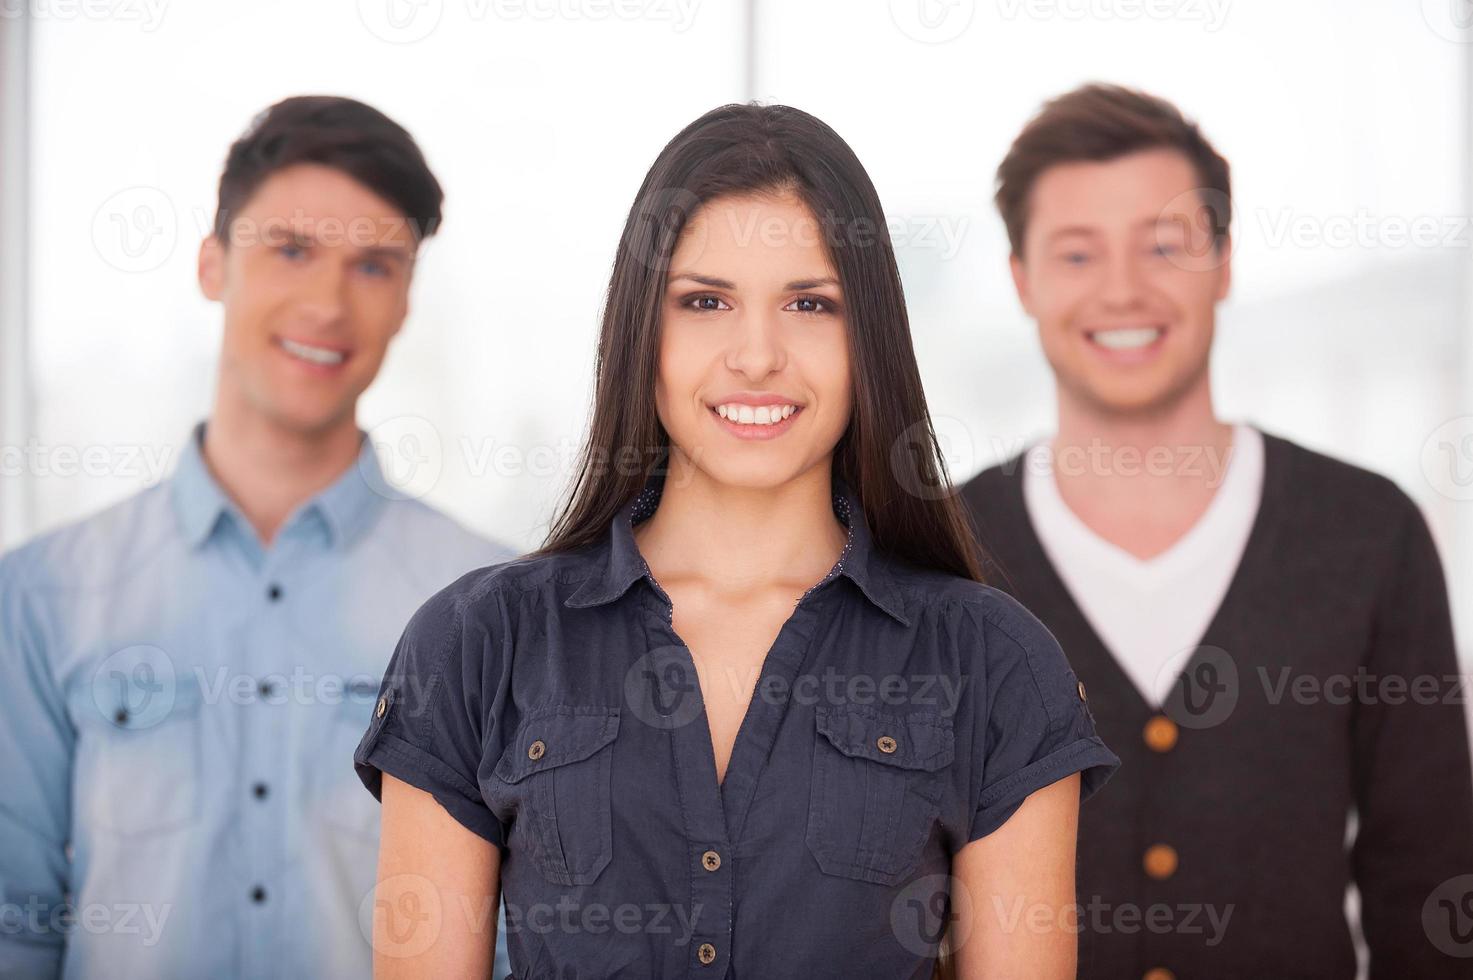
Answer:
[
  {"xmin": 319, "ymin": 679, "xmax": 385, "ymax": 841},
  {"xmin": 806, "ymin": 702, "xmax": 954, "ymax": 886},
  {"xmin": 67, "ymin": 669, "xmax": 206, "ymax": 836},
  {"xmin": 489, "ymin": 705, "xmax": 620, "ymax": 887}
]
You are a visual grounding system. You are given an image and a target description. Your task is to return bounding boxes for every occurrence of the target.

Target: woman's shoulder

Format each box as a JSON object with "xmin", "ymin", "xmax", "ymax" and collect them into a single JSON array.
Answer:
[
  {"xmin": 401, "ymin": 546, "xmax": 596, "ymax": 646},
  {"xmin": 382, "ymin": 548, "xmax": 599, "ymax": 706},
  {"xmin": 888, "ymin": 560, "xmax": 1058, "ymax": 652},
  {"xmin": 895, "ymin": 570, "xmax": 1085, "ymax": 738}
]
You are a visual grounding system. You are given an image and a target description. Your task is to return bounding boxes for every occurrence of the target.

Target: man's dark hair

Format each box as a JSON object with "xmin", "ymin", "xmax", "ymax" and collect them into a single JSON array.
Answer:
[
  {"xmin": 995, "ymin": 83, "xmax": 1231, "ymax": 256},
  {"xmin": 213, "ymin": 95, "xmax": 443, "ymax": 243}
]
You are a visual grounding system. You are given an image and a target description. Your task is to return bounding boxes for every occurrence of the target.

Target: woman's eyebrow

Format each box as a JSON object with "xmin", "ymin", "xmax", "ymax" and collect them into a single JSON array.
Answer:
[
  {"xmin": 669, "ymin": 272, "xmax": 735, "ymax": 289},
  {"xmin": 785, "ymin": 276, "xmax": 839, "ymax": 290},
  {"xmin": 668, "ymin": 273, "xmax": 841, "ymax": 291}
]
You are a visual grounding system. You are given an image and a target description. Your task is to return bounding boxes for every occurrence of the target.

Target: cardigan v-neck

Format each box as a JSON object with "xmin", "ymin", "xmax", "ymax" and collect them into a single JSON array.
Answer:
[
  {"xmin": 986, "ymin": 426, "xmax": 1283, "ymax": 722},
  {"xmin": 1021, "ymin": 424, "xmax": 1265, "ymax": 706}
]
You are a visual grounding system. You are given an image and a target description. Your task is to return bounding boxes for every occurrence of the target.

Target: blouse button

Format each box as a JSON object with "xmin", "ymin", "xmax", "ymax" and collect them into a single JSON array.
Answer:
[
  {"xmin": 528, "ymin": 739, "xmax": 547, "ymax": 761},
  {"xmin": 375, "ymin": 697, "xmax": 387, "ymax": 719},
  {"xmin": 1143, "ymin": 715, "xmax": 1179, "ymax": 753},
  {"xmin": 1077, "ymin": 680, "xmax": 1088, "ymax": 701},
  {"xmin": 701, "ymin": 850, "xmax": 721, "ymax": 872},
  {"xmin": 876, "ymin": 735, "xmax": 898, "ymax": 754},
  {"xmin": 696, "ymin": 943, "xmax": 717, "ymax": 965},
  {"xmin": 1143, "ymin": 843, "xmax": 1178, "ymax": 880}
]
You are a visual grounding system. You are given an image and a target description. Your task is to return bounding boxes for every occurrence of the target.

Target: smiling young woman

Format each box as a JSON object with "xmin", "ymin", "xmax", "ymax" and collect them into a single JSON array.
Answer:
[{"xmin": 354, "ymin": 103, "xmax": 1119, "ymax": 979}]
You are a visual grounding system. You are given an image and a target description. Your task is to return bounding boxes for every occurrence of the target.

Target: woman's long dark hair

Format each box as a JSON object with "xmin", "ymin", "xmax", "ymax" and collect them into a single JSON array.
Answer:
[{"xmin": 537, "ymin": 102, "xmax": 985, "ymax": 584}]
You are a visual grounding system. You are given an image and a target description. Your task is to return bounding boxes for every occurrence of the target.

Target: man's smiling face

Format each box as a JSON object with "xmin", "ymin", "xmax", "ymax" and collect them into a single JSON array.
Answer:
[
  {"xmin": 199, "ymin": 162, "xmax": 420, "ymax": 436},
  {"xmin": 1011, "ymin": 148, "xmax": 1231, "ymax": 417}
]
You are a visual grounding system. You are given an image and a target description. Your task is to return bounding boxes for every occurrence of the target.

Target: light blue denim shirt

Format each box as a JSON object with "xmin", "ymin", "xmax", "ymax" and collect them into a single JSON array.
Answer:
[{"xmin": 0, "ymin": 422, "xmax": 516, "ymax": 979}]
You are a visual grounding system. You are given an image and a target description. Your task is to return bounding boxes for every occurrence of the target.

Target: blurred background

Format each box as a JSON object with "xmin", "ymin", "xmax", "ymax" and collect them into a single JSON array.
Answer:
[{"xmin": 2, "ymin": 0, "xmax": 1471, "ymax": 656}]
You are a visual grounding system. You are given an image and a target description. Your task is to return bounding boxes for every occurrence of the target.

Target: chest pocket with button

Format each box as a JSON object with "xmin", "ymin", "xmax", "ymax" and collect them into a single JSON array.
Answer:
[
  {"xmin": 487, "ymin": 705, "xmax": 620, "ymax": 886},
  {"xmin": 807, "ymin": 703, "xmax": 954, "ymax": 886},
  {"xmin": 67, "ymin": 671, "xmax": 206, "ymax": 837},
  {"xmin": 317, "ymin": 681, "xmax": 385, "ymax": 840}
]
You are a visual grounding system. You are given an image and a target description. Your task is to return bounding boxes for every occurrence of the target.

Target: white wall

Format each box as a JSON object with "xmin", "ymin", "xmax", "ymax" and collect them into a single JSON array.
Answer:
[{"xmin": 17, "ymin": 0, "xmax": 1473, "ymax": 648}]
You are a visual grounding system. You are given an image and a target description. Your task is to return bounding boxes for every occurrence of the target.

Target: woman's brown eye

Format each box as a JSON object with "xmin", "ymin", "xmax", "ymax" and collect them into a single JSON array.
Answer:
[{"xmin": 693, "ymin": 296, "xmax": 722, "ymax": 311}]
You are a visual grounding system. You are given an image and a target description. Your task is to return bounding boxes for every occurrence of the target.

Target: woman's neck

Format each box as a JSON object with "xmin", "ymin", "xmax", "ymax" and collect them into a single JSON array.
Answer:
[{"xmin": 632, "ymin": 451, "xmax": 848, "ymax": 597}]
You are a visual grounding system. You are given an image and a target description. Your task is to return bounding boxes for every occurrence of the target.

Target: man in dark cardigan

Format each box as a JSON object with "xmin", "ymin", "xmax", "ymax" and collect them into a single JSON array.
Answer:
[{"xmin": 960, "ymin": 83, "xmax": 1473, "ymax": 978}]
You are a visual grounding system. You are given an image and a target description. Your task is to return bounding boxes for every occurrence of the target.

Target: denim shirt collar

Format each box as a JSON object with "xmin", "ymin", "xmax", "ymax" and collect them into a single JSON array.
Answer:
[
  {"xmin": 564, "ymin": 463, "xmax": 910, "ymax": 626},
  {"xmin": 170, "ymin": 420, "xmax": 389, "ymax": 550}
]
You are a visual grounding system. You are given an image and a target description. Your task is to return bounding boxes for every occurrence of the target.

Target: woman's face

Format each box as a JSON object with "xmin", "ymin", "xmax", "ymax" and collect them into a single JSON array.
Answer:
[{"xmin": 655, "ymin": 190, "xmax": 852, "ymax": 490}]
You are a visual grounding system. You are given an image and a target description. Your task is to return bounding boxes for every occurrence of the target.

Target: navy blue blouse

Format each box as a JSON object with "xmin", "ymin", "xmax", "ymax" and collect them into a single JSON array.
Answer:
[{"xmin": 355, "ymin": 466, "xmax": 1119, "ymax": 978}]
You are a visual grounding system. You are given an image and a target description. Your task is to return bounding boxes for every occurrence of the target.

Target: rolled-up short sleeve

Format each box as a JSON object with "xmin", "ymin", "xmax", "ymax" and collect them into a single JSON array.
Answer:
[
  {"xmin": 963, "ymin": 594, "xmax": 1119, "ymax": 842},
  {"xmin": 354, "ymin": 573, "xmax": 509, "ymax": 847}
]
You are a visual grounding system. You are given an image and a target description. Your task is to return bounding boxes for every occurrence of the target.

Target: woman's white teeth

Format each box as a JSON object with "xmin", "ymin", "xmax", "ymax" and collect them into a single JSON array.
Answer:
[
  {"xmin": 716, "ymin": 403, "xmax": 797, "ymax": 425},
  {"xmin": 281, "ymin": 338, "xmax": 346, "ymax": 366},
  {"xmin": 1091, "ymin": 327, "xmax": 1162, "ymax": 351}
]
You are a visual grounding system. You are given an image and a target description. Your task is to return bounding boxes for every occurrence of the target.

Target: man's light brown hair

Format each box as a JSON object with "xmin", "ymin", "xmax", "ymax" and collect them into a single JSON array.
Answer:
[{"xmin": 995, "ymin": 83, "xmax": 1232, "ymax": 257}]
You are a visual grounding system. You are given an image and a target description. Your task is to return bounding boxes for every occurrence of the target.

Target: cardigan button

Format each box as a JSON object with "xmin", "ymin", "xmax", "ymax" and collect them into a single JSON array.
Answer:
[
  {"xmin": 876, "ymin": 735, "xmax": 898, "ymax": 754},
  {"xmin": 701, "ymin": 850, "xmax": 721, "ymax": 872},
  {"xmin": 1143, "ymin": 715, "xmax": 1179, "ymax": 753},
  {"xmin": 696, "ymin": 942, "xmax": 717, "ymax": 965},
  {"xmin": 1143, "ymin": 843, "xmax": 1178, "ymax": 880},
  {"xmin": 528, "ymin": 739, "xmax": 546, "ymax": 761}
]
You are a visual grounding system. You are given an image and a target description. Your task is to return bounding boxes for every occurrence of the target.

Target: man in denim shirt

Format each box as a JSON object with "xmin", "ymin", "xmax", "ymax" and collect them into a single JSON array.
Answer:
[{"xmin": 0, "ymin": 96, "xmax": 514, "ymax": 978}]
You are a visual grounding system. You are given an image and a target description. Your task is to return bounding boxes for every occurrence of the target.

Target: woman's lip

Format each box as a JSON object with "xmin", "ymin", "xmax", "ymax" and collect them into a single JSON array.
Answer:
[
  {"xmin": 707, "ymin": 405, "xmax": 802, "ymax": 440},
  {"xmin": 706, "ymin": 396, "xmax": 803, "ymax": 408}
]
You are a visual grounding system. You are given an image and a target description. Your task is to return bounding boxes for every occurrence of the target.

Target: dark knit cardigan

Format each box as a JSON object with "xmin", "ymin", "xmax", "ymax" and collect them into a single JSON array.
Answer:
[{"xmin": 960, "ymin": 429, "xmax": 1473, "ymax": 979}]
